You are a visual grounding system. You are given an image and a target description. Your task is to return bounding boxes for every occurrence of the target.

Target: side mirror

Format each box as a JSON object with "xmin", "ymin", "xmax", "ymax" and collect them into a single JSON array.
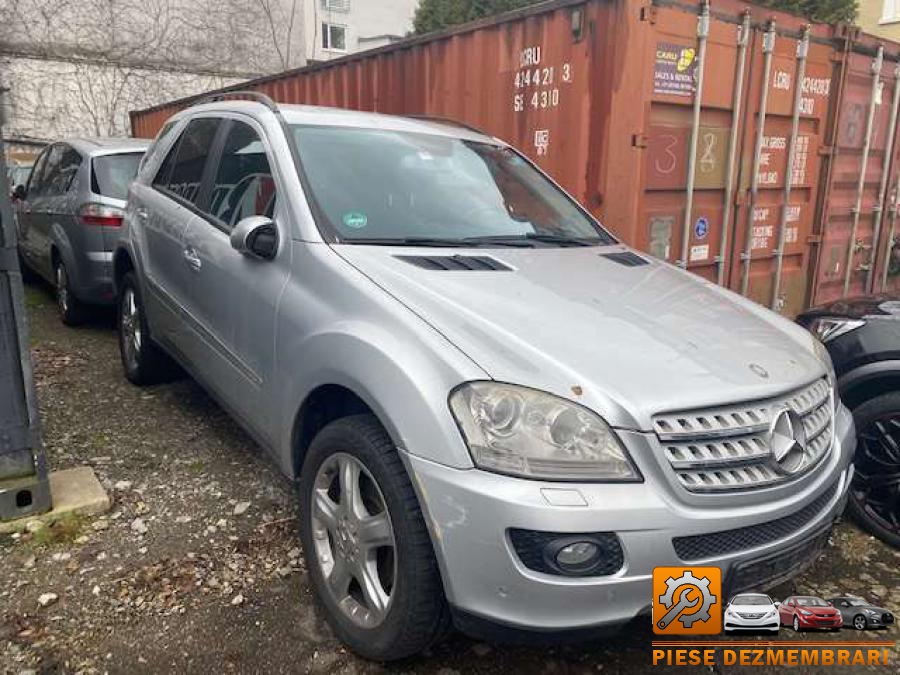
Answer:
[
  {"xmin": 230, "ymin": 216, "xmax": 278, "ymax": 260},
  {"xmin": 12, "ymin": 184, "xmax": 26, "ymax": 201},
  {"xmin": 774, "ymin": 602, "xmax": 781, "ymax": 607}
]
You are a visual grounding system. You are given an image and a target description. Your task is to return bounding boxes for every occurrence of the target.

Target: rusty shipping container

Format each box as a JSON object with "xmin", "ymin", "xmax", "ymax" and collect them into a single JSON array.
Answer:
[{"xmin": 130, "ymin": 0, "xmax": 900, "ymax": 313}]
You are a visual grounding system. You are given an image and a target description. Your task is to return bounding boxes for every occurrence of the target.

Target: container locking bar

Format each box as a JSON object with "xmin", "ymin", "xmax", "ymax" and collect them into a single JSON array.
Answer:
[
  {"xmin": 741, "ymin": 21, "xmax": 777, "ymax": 296},
  {"xmin": 844, "ymin": 46, "xmax": 883, "ymax": 297},
  {"xmin": 678, "ymin": 0, "xmax": 710, "ymax": 270},
  {"xmin": 771, "ymin": 26, "xmax": 810, "ymax": 312},
  {"xmin": 870, "ymin": 61, "xmax": 900, "ymax": 293}
]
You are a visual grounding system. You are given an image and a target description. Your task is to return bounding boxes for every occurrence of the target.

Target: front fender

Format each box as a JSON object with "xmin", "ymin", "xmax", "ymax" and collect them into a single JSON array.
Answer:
[{"xmin": 278, "ymin": 324, "xmax": 484, "ymax": 474}]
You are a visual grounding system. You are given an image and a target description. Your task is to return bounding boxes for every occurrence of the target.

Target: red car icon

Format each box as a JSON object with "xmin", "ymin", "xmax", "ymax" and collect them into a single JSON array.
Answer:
[{"xmin": 779, "ymin": 596, "xmax": 843, "ymax": 632}]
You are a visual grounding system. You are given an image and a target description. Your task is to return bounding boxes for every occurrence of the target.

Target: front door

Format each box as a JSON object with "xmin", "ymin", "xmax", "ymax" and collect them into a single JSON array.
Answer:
[{"xmin": 179, "ymin": 117, "xmax": 287, "ymax": 443}]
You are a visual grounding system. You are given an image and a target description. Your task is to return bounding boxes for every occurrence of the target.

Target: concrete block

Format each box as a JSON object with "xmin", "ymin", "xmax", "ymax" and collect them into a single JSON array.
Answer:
[{"xmin": 0, "ymin": 466, "xmax": 110, "ymax": 534}]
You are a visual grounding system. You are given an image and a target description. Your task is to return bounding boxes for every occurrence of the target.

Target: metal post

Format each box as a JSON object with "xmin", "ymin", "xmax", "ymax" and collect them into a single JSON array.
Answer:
[
  {"xmin": 678, "ymin": 0, "xmax": 710, "ymax": 269},
  {"xmin": 868, "ymin": 60, "xmax": 900, "ymax": 292},
  {"xmin": 882, "ymin": 177, "xmax": 899, "ymax": 290},
  {"xmin": 771, "ymin": 26, "xmax": 810, "ymax": 311},
  {"xmin": 844, "ymin": 46, "xmax": 883, "ymax": 297},
  {"xmin": 717, "ymin": 12, "xmax": 751, "ymax": 287},
  {"xmin": 0, "ymin": 86, "xmax": 51, "ymax": 521},
  {"xmin": 741, "ymin": 21, "xmax": 776, "ymax": 296}
]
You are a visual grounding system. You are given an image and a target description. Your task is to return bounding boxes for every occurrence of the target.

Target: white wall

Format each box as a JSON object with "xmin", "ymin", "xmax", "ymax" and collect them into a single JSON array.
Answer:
[{"xmin": 303, "ymin": 0, "xmax": 418, "ymax": 62}]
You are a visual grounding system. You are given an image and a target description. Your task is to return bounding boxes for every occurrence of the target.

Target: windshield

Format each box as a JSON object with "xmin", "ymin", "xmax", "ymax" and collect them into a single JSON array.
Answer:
[
  {"xmin": 291, "ymin": 125, "xmax": 614, "ymax": 246},
  {"xmin": 733, "ymin": 595, "xmax": 771, "ymax": 606},
  {"xmin": 92, "ymin": 152, "xmax": 143, "ymax": 200},
  {"xmin": 795, "ymin": 597, "xmax": 828, "ymax": 607},
  {"xmin": 848, "ymin": 599, "xmax": 868, "ymax": 607}
]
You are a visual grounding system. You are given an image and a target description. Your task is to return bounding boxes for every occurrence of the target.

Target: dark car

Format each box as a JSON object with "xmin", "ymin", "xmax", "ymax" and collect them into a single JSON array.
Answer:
[
  {"xmin": 797, "ymin": 296, "xmax": 900, "ymax": 548},
  {"xmin": 778, "ymin": 595, "xmax": 842, "ymax": 632},
  {"xmin": 827, "ymin": 596, "xmax": 895, "ymax": 630}
]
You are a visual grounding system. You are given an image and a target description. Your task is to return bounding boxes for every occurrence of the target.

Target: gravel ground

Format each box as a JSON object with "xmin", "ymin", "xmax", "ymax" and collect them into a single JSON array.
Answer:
[{"xmin": 1, "ymin": 280, "xmax": 898, "ymax": 674}]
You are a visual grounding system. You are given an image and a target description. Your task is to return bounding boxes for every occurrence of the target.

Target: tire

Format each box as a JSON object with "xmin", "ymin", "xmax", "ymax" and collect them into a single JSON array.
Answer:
[
  {"xmin": 297, "ymin": 414, "xmax": 450, "ymax": 661},
  {"xmin": 847, "ymin": 392, "xmax": 900, "ymax": 549},
  {"xmin": 831, "ymin": 627, "xmax": 841, "ymax": 632},
  {"xmin": 793, "ymin": 616, "xmax": 801, "ymax": 632},
  {"xmin": 117, "ymin": 271, "xmax": 177, "ymax": 385},
  {"xmin": 853, "ymin": 614, "xmax": 868, "ymax": 631},
  {"xmin": 54, "ymin": 258, "xmax": 87, "ymax": 326}
]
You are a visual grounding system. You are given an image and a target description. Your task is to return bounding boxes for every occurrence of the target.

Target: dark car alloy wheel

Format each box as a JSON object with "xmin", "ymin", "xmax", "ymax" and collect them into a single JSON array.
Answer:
[
  {"xmin": 851, "ymin": 412, "xmax": 900, "ymax": 547},
  {"xmin": 854, "ymin": 614, "xmax": 868, "ymax": 631}
]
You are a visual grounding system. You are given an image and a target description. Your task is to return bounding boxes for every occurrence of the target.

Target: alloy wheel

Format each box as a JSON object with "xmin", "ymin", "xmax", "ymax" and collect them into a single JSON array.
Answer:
[
  {"xmin": 120, "ymin": 287, "xmax": 142, "ymax": 371},
  {"xmin": 851, "ymin": 414, "xmax": 900, "ymax": 539},
  {"xmin": 310, "ymin": 452, "xmax": 396, "ymax": 629},
  {"xmin": 793, "ymin": 616, "xmax": 800, "ymax": 632},
  {"xmin": 854, "ymin": 615, "xmax": 867, "ymax": 630},
  {"xmin": 56, "ymin": 263, "xmax": 69, "ymax": 314}
]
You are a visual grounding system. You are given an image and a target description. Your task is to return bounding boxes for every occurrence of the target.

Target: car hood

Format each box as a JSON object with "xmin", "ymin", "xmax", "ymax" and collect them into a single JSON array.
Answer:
[{"xmin": 334, "ymin": 244, "xmax": 827, "ymax": 429}]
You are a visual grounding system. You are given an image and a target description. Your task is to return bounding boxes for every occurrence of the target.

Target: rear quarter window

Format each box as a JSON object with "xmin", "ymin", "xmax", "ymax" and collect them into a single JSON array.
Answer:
[{"xmin": 91, "ymin": 153, "xmax": 144, "ymax": 200}]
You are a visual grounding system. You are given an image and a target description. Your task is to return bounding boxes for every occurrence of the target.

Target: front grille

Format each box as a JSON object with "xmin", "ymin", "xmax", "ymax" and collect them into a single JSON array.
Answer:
[
  {"xmin": 653, "ymin": 378, "xmax": 833, "ymax": 492},
  {"xmin": 814, "ymin": 618, "xmax": 838, "ymax": 625},
  {"xmin": 726, "ymin": 527, "xmax": 831, "ymax": 597},
  {"xmin": 737, "ymin": 612, "xmax": 764, "ymax": 619},
  {"xmin": 673, "ymin": 479, "xmax": 838, "ymax": 561}
]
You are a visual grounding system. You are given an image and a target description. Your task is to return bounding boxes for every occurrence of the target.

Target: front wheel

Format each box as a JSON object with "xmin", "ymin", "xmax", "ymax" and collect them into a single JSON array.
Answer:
[
  {"xmin": 853, "ymin": 614, "xmax": 868, "ymax": 631},
  {"xmin": 298, "ymin": 415, "xmax": 450, "ymax": 660},
  {"xmin": 848, "ymin": 392, "xmax": 900, "ymax": 549},
  {"xmin": 793, "ymin": 616, "xmax": 801, "ymax": 632}
]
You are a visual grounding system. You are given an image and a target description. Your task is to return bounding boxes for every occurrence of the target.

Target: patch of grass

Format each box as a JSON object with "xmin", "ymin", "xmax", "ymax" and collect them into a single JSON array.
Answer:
[
  {"xmin": 28, "ymin": 513, "xmax": 87, "ymax": 548},
  {"xmin": 185, "ymin": 459, "xmax": 205, "ymax": 473},
  {"xmin": 24, "ymin": 285, "xmax": 49, "ymax": 309}
]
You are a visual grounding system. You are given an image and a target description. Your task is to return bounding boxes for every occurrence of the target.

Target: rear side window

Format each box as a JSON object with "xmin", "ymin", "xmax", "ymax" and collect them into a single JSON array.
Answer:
[
  {"xmin": 45, "ymin": 146, "xmax": 82, "ymax": 195},
  {"xmin": 91, "ymin": 153, "xmax": 143, "ymax": 200},
  {"xmin": 153, "ymin": 118, "xmax": 221, "ymax": 205},
  {"xmin": 26, "ymin": 150, "xmax": 49, "ymax": 195},
  {"xmin": 209, "ymin": 121, "xmax": 276, "ymax": 230}
]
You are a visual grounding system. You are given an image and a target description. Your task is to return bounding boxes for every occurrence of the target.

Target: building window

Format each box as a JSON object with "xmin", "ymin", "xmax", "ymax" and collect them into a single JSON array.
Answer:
[
  {"xmin": 321, "ymin": 0, "xmax": 350, "ymax": 12},
  {"xmin": 882, "ymin": 0, "xmax": 900, "ymax": 23},
  {"xmin": 322, "ymin": 23, "xmax": 347, "ymax": 51}
]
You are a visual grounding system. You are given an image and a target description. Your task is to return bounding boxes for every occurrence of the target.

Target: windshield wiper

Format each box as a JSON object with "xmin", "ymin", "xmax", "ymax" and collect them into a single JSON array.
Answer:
[{"xmin": 467, "ymin": 233, "xmax": 600, "ymax": 247}]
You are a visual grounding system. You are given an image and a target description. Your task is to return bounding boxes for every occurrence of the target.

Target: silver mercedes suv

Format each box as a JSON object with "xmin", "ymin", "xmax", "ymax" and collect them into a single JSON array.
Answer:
[{"xmin": 114, "ymin": 95, "xmax": 855, "ymax": 660}]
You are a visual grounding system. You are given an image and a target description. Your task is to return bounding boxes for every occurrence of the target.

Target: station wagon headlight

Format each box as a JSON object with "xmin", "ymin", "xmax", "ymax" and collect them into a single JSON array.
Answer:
[{"xmin": 449, "ymin": 382, "xmax": 641, "ymax": 481}]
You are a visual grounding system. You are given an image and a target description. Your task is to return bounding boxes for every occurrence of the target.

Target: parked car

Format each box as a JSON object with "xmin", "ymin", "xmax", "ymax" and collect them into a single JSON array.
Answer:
[
  {"xmin": 114, "ymin": 97, "xmax": 856, "ymax": 660},
  {"xmin": 797, "ymin": 296, "xmax": 900, "ymax": 548},
  {"xmin": 778, "ymin": 595, "xmax": 842, "ymax": 631},
  {"xmin": 827, "ymin": 596, "xmax": 895, "ymax": 630},
  {"xmin": 724, "ymin": 594, "xmax": 780, "ymax": 633},
  {"xmin": 14, "ymin": 138, "xmax": 149, "ymax": 324}
]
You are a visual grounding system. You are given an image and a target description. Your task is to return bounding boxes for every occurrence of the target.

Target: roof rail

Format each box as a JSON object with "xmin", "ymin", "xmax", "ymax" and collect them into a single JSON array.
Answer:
[
  {"xmin": 404, "ymin": 114, "xmax": 489, "ymax": 136},
  {"xmin": 199, "ymin": 90, "xmax": 279, "ymax": 113}
]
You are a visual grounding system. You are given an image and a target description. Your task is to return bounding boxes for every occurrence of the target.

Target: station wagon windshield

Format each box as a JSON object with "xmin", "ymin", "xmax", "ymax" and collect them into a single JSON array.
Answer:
[{"xmin": 291, "ymin": 126, "xmax": 614, "ymax": 246}]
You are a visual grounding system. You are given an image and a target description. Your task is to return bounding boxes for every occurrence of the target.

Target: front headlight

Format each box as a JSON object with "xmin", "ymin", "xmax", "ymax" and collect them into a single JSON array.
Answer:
[
  {"xmin": 449, "ymin": 382, "xmax": 641, "ymax": 481},
  {"xmin": 808, "ymin": 316, "xmax": 865, "ymax": 343},
  {"xmin": 765, "ymin": 609, "xmax": 777, "ymax": 618}
]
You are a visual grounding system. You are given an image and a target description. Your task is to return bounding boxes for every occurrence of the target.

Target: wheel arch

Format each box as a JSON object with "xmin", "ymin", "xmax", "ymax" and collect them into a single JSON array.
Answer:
[
  {"xmin": 838, "ymin": 361, "xmax": 900, "ymax": 410},
  {"xmin": 112, "ymin": 247, "xmax": 135, "ymax": 295}
]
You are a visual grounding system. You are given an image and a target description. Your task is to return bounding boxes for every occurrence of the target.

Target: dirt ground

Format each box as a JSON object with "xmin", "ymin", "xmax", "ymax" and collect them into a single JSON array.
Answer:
[{"xmin": 2, "ymin": 280, "xmax": 899, "ymax": 674}]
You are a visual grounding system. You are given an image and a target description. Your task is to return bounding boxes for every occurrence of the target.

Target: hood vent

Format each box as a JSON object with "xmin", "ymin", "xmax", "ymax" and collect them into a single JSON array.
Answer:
[
  {"xmin": 601, "ymin": 251, "xmax": 649, "ymax": 267},
  {"xmin": 396, "ymin": 255, "xmax": 512, "ymax": 271}
]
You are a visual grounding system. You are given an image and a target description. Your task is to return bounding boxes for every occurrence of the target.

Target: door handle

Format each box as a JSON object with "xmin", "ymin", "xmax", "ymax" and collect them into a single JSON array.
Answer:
[
  {"xmin": 135, "ymin": 208, "xmax": 149, "ymax": 221},
  {"xmin": 183, "ymin": 247, "xmax": 202, "ymax": 272}
]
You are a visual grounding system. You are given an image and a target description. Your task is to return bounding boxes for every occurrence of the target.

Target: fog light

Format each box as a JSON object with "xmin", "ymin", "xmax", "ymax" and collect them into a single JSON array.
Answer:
[{"xmin": 557, "ymin": 541, "xmax": 599, "ymax": 567}]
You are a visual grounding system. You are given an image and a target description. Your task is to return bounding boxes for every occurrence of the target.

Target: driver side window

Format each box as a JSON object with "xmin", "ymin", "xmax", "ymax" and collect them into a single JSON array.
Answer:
[{"xmin": 209, "ymin": 120, "xmax": 276, "ymax": 232}]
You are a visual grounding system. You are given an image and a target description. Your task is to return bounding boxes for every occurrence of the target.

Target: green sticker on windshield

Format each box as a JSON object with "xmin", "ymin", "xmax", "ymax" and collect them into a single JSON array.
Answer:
[{"xmin": 343, "ymin": 211, "xmax": 368, "ymax": 229}]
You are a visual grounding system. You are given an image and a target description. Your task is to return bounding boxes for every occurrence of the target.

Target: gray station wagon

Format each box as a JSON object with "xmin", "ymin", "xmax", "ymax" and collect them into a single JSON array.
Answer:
[
  {"xmin": 14, "ymin": 138, "xmax": 148, "ymax": 324},
  {"xmin": 113, "ymin": 95, "xmax": 855, "ymax": 660}
]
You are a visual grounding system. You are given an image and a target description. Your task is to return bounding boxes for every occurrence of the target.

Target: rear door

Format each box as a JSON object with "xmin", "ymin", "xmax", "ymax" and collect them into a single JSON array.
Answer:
[
  {"xmin": 137, "ymin": 117, "xmax": 222, "ymax": 344},
  {"xmin": 41, "ymin": 145, "xmax": 84, "ymax": 282},
  {"xmin": 179, "ymin": 116, "xmax": 287, "ymax": 440}
]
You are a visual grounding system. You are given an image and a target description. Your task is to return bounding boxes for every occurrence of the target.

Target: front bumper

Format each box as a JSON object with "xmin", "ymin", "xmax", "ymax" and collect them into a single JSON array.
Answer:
[
  {"xmin": 796, "ymin": 613, "xmax": 843, "ymax": 629},
  {"xmin": 724, "ymin": 612, "xmax": 780, "ymax": 631},
  {"xmin": 407, "ymin": 404, "xmax": 855, "ymax": 633}
]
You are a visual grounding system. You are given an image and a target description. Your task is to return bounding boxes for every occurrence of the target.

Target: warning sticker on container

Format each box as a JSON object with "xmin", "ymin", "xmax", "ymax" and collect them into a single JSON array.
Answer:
[{"xmin": 654, "ymin": 43, "xmax": 697, "ymax": 97}]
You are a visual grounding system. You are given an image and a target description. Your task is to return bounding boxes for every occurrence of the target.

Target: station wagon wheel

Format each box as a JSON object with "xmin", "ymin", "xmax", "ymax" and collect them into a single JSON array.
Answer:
[
  {"xmin": 298, "ymin": 415, "xmax": 450, "ymax": 660},
  {"xmin": 120, "ymin": 286, "xmax": 142, "ymax": 372},
  {"xmin": 311, "ymin": 452, "xmax": 396, "ymax": 628},
  {"xmin": 848, "ymin": 393, "xmax": 900, "ymax": 549},
  {"xmin": 54, "ymin": 259, "xmax": 86, "ymax": 325}
]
